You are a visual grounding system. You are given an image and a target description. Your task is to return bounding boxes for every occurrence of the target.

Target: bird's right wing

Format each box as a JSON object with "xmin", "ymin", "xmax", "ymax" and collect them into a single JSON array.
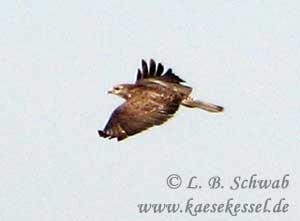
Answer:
[{"xmin": 136, "ymin": 59, "xmax": 186, "ymax": 84}]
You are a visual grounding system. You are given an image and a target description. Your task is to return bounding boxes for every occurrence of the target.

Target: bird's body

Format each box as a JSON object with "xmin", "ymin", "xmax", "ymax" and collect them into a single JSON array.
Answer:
[{"xmin": 98, "ymin": 59, "xmax": 223, "ymax": 141}]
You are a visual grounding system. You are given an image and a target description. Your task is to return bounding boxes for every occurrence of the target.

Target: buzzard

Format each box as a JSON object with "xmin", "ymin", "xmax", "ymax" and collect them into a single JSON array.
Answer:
[{"xmin": 98, "ymin": 59, "xmax": 223, "ymax": 141}]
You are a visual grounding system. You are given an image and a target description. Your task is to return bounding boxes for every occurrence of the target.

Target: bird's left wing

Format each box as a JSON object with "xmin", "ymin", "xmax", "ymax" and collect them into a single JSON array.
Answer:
[{"xmin": 98, "ymin": 96, "xmax": 180, "ymax": 141}]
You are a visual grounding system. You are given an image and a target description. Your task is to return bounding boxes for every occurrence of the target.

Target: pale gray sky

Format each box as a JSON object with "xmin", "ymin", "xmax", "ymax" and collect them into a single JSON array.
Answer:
[{"xmin": 1, "ymin": 0, "xmax": 299, "ymax": 220}]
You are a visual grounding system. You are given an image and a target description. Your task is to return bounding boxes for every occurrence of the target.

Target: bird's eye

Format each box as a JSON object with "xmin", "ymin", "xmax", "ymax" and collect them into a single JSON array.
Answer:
[{"xmin": 114, "ymin": 87, "xmax": 120, "ymax": 91}]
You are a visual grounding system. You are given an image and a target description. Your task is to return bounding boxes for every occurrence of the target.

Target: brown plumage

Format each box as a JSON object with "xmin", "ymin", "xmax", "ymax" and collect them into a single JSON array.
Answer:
[{"xmin": 98, "ymin": 59, "xmax": 224, "ymax": 141}]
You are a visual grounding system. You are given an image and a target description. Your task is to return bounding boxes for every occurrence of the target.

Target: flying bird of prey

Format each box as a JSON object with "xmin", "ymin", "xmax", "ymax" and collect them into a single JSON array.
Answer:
[{"xmin": 98, "ymin": 59, "xmax": 223, "ymax": 141}]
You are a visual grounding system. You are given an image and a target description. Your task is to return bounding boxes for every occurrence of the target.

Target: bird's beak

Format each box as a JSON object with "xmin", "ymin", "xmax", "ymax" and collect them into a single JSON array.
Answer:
[{"xmin": 107, "ymin": 89, "xmax": 113, "ymax": 94}]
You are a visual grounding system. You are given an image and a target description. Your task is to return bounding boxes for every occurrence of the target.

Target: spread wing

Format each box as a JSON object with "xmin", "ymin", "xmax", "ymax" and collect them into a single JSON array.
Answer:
[
  {"xmin": 98, "ymin": 95, "xmax": 180, "ymax": 141},
  {"xmin": 136, "ymin": 59, "xmax": 185, "ymax": 84},
  {"xmin": 136, "ymin": 59, "xmax": 192, "ymax": 97}
]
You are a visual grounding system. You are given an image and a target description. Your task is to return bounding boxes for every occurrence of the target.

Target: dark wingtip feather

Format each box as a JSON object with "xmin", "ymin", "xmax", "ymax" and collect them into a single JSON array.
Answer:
[
  {"xmin": 149, "ymin": 59, "xmax": 156, "ymax": 76},
  {"xmin": 136, "ymin": 69, "xmax": 142, "ymax": 81},
  {"xmin": 135, "ymin": 59, "xmax": 185, "ymax": 83},
  {"xmin": 165, "ymin": 68, "xmax": 172, "ymax": 75},
  {"xmin": 98, "ymin": 130, "xmax": 109, "ymax": 138},
  {"xmin": 163, "ymin": 68, "xmax": 185, "ymax": 83},
  {"xmin": 141, "ymin": 59, "xmax": 148, "ymax": 77},
  {"xmin": 156, "ymin": 63, "xmax": 164, "ymax": 76},
  {"xmin": 117, "ymin": 136, "xmax": 126, "ymax": 141}
]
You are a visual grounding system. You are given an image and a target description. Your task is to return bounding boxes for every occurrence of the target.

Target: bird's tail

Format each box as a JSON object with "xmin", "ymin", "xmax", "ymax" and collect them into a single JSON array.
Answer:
[{"xmin": 182, "ymin": 97, "xmax": 224, "ymax": 112}]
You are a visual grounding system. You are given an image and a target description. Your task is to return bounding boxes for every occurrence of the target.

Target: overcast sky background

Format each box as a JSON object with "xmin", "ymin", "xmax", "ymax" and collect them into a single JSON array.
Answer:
[{"xmin": 1, "ymin": 0, "xmax": 299, "ymax": 220}]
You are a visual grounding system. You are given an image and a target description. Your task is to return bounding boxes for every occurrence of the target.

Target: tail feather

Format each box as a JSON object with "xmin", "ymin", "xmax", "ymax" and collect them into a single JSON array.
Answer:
[{"xmin": 182, "ymin": 97, "xmax": 224, "ymax": 112}]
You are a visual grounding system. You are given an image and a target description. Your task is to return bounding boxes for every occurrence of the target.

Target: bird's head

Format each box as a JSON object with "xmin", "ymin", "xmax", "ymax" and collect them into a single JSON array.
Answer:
[{"xmin": 108, "ymin": 84, "xmax": 133, "ymax": 99}]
